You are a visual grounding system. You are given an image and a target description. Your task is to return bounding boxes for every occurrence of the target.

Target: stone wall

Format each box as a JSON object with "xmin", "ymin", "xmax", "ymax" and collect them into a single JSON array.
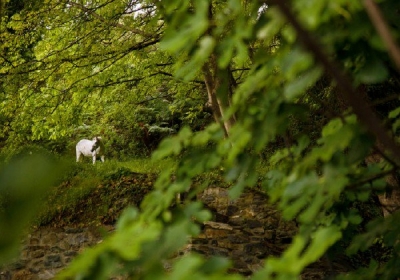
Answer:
[
  {"xmin": 190, "ymin": 187, "xmax": 297, "ymax": 275},
  {"xmin": 0, "ymin": 227, "xmax": 102, "ymax": 280},
  {"xmin": 1, "ymin": 187, "xmax": 338, "ymax": 279}
]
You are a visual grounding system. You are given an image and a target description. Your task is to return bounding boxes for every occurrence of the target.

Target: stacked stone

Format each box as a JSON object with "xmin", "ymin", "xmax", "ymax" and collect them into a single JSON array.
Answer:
[
  {"xmin": 0, "ymin": 227, "xmax": 102, "ymax": 280},
  {"xmin": 188, "ymin": 187, "xmax": 297, "ymax": 275}
]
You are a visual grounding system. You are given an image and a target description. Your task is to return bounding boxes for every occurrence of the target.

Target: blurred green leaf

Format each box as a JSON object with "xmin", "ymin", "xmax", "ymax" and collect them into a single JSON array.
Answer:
[
  {"xmin": 0, "ymin": 151, "xmax": 63, "ymax": 264},
  {"xmin": 356, "ymin": 57, "xmax": 388, "ymax": 84},
  {"xmin": 284, "ymin": 67, "xmax": 322, "ymax": 100},
  {"xmin": 389, "ymin": 107, "xmax": 400, "ymax": 119},
  {"xmin": 152, "ymin": 137, "xmax": 182, "ymax": 160},
  {"xmin": 176, "ymin": 36, "xmax": 216, "ymax": 81}
]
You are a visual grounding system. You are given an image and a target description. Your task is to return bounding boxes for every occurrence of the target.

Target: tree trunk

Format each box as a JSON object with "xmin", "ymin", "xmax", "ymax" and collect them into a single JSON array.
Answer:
[
  {"xmin": 202, "ymin": 2, "xmax": 236, "ymax": 137},
  {"xmin": 203, "ymin": 58, "xmax": 236, "ymax": 137}
]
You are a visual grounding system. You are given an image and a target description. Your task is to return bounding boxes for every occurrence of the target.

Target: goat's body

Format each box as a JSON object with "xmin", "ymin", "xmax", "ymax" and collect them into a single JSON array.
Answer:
[{"xmin": 76, "ymin": 137, "xmax": 105, "ymax": 164}]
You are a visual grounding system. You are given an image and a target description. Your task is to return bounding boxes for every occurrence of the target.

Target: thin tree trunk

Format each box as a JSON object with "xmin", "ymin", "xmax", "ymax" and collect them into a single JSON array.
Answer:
[{"xmin": 203, "ymin": 57, "xmax": 236, "ymax": 137}]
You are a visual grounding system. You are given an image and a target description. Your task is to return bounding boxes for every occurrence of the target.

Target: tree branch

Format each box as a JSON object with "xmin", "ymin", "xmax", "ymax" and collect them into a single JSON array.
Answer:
[
  {"xmin": 347, "ymin": 168, "xmax": 395, "ymax": 190},
  {"xmin": 67, "ymin": 1, "xmax": 154, "ymax": 38},
  {"xmin": 270, "ymin": 0, "xmax": 400, "ymax": 167},
  {"xmin": 364, "ymin": 0, "xmax": 400, "ymax": 72}
]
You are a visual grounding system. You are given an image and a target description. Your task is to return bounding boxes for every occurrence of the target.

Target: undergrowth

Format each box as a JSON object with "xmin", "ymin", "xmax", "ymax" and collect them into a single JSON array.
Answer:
[{"xmin": 35, "ymin": 158, "xmax": 173, "ymax": 227}]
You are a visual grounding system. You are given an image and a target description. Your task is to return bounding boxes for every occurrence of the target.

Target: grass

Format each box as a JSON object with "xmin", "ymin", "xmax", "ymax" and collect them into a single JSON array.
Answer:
[
  {"xmin": 35, "ymin": 157, "xmax": 175, "ymax": 227},
  {"xmin": 118, "ymin": 157, "xmax": 176, "ymax": 174},
  {"xmin": 68, "ymin": 156, "xmax": 176, "ymax": 174}
]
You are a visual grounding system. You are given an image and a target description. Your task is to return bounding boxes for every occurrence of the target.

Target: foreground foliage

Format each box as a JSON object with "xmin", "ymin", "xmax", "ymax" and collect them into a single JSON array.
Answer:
[
  {"xmin": 1, "ymin": 0, "xmax": 400, "ymax": 279},
  {"xmin": 0, "ymin": 148, "xmax": 63, "ymax": 264}
]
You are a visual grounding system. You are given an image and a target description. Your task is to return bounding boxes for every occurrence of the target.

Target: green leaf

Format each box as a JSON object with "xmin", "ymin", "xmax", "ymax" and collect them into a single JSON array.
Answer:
[
  {"xmin": 160, "ymin": 1, "xmax": 209, "ymax": 54},
  {"xmin": 284, "ymin": 67, "xmax": 322, "ymax": 100},
  {"xmin": 167, "ymin": 254, "xmax": 203, "ymax": 280},
  {"xmin": 348, "ymin": 211, "xmax": 362, "ymax": 225},
  {"xmin": 175, "ymin": 36, "xmax": 216, "ymax": 81},
  {"xmin": 389, "ymin": 107, "xmax": 400, "ymax": 119},
  {"xmin": 294, "ymin": 0, "xmax": 327, "ymax": 29},
  {"xmin": 115, "ymin": 207, "xmax": 139, "ymax": 230},
  {"xmin": 256, "ymin": 8, "xmax": 285, "ymax": 41},
  {"xmin": 0, "ymin": 151, "xmax": 62, "ymax": 264},
  {"xmin": 152, "ymin": 137, "xmax": 182, "ymax": 160},
  {"xmin": 281, "ymin": 47, "xmax": 314, "ymax": 80},
  {"xmin": 300, "ymin": 226, "xmax": 342, "ymax": 265},
  {"xmin": 356, "ymin": 57, "xmax": 388, "ymax": 84},
  {"xmin": 218, "ymin": 38, "xmax": 235, "ymax": 68},
  {"xmin": 321, "ymin": 118, "xmax": 343, "ymax": 137}
]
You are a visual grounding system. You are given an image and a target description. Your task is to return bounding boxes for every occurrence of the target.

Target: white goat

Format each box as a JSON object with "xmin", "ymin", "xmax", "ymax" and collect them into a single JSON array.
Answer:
[{"xmin": 76, "ymin": 137, "xmax": 105, "ymax": 164}]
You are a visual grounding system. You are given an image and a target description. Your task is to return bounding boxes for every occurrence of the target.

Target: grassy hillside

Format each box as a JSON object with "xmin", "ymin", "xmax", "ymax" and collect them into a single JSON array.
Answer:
[{"xmin": 35, "ymin": 159, "xmax": 173, "ymax": 228}]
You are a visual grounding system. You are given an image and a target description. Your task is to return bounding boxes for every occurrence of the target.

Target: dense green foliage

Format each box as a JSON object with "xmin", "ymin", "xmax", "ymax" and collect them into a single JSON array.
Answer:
[
  {"xmin": 2, "ymin": 0, "xmax": 400, "ymax": 279},
  {"xmin": 0, "ymin": 0, "xmax": 211, "ymax": 158}
]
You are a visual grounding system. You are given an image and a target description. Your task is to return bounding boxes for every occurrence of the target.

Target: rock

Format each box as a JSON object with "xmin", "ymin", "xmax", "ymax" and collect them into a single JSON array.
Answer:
[
  {"xmin": 30, "ymin": 250, "xmax": 45, "ymax": 259},
  {"xmin": 44, "ymin": 255, "xmax": 62, "ymax": 268},
  {"xmin": 38, "ymin": 270, "xmax": 55, "ymax": 280},
  {"xmin": 205, "ymin": 228, "xmax": 229, "ymax": 238},
  {"xmin": 227, "ymin": 233, "xmax": 250, "ymax": 244},
  {"xmin": 203, "ymin": 221, "xmax": 233, "ymax": 230},
  {"xmin": 41, "ymin": 233, "xmax": 59, "ymax": 246},
  {"xmin": 246, "ymin": 219, "xmax": 263, "ymax": 229}
]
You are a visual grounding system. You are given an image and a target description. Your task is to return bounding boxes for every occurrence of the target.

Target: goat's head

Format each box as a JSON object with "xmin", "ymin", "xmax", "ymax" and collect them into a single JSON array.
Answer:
[{"xmin": 91, "ymin": 137, "xmax": 101, "ymax": 152}]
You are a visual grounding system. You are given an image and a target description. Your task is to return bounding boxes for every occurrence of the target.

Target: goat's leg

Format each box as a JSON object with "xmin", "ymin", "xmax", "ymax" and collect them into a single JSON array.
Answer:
[
  {"xmin": 100, "ymin": 155, "xmax": 105, "ymax": 162},
  {"xmin": 76, "ymin": 152, "xmax": 81, "ymax": 162}
]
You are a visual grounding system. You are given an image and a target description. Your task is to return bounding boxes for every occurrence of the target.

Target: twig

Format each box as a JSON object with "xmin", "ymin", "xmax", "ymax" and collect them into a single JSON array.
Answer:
[{"xmin": 347, "ymin": 168, "xmax": 395, "ymax": 190}]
